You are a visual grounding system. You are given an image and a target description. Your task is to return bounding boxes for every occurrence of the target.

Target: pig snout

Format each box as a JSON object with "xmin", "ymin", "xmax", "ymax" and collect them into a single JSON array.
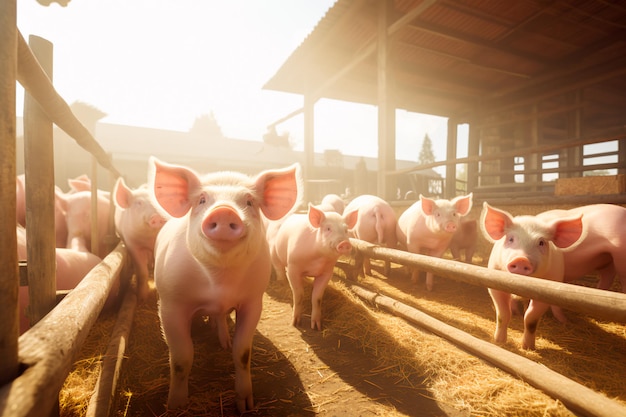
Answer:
[
  {"xmin": 202, "ymin": 206, "xmax": 244, "ymax": 242},
  {"xmin": 336, "ymin": 240, "xmax": 352, "ymax": 255},
  {"xmin": 445, "ymin": 222, "xmax": 457, "ymax": 233},
  {"xmin": 149, "ymin": 213, "xmax": 167, "ymax": 229},
  {"xmin": 507, "ymin": 257, "xmax": 534, "ymax": 275}
]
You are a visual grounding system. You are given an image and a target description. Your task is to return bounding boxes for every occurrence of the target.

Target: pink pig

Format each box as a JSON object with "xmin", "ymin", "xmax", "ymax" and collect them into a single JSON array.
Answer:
[
  {"xmin": 16, "ymin": 174, "xmax": 26, "ymax": 227},
  {"xmin": 16, "ymin": 174, "xmax": 68, "ymax": 248},
  {"xmin": 269, "ymin": 204, "xmax": 358, "ymax": 330},
  {"xmin": 113, "ymin": 177, "xmax": 167, "ymax": 302},
  {"xmin": 56, "ymin": 188, "xmax": 112, "ymax": 259},
  {"xmin": 343, "ymin": 194, "xmax": 397, "ymax": 276},
  {"xmin": 16, "ymin": 225, "xmax": 117, "ymax": 334},
  {"xmin": 480, "ymin": 203, "xmax": 584, "ymax": 349},
  {"xmin": 319, "ymin": 193, "xmax": 345, "ymax": 214},
  {"xmin": 396, "ymin": 193, "xmax": 473, "ymax": 291},
  {"xmin": 148, "ymin": 157, "xmax": 301, "ymax": 413},
  {"xmin": 538, "ymin": 204, "xmax": 626, "ymax": 292},
  {"xmin": 448, "ymin": 217, "xmax": 478, "ymax": 263}
]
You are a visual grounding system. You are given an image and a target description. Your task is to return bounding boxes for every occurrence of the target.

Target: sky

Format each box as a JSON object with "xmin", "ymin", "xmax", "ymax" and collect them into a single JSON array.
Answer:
[{"xmin": 16, "ymin": 0, "xmax": 459, "ymax": 166}]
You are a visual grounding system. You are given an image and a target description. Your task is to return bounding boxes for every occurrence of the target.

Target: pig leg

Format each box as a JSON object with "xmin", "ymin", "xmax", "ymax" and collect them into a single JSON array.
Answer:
[
  {"xmin": 550, "ymin": 305, "xmax": 569, "ymax": 324},
  {"xmin": 522, "ymin": 299, "xmax": 551, "ymax": 350},
  {"xmin": 425, "ymin": 248, "xmax": 447, "ymax": 291},
  {"xmin": 488, "ymin": 288, "xmax": 512, "ymax": 344},
  {"xmin": 286, "ymin": 267, "xmax": 306, "ymax": 327},
  {"xmin": 232, "ymin": 301, "xmax": 263, "ymax": 412},
  {"xmin": 597, "ymin": 264, "xmax": 616, "ymax": 291},
  {"xmin": 215, "ymin": 313, "xmax": 232, "ymax": 350},
  {"xmin": 160, "ymin": 304, "xmax": 193, "ymax": 409},
  {"xmin": 310, "ymin": 272, "xmax": 333, "ymax": 331},
  {"xmin": 128, "ymin": 247, "xmax": 151, "ymax": 302}
]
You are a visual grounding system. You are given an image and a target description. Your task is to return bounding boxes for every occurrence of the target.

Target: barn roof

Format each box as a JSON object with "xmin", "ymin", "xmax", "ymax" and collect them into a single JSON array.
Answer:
[{"xmin": 264, "ymin": 0, "xmax": 626, "ymax": 131}]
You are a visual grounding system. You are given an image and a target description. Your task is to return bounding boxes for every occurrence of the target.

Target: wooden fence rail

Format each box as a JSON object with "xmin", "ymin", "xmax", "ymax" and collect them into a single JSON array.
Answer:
[
  {"xmin": 0, "ymin": 243, "xmax": 127, "ymax": 417},
  {"xmin": 348, "ymin": 239, "xmax": 626, "ymax": 323}
]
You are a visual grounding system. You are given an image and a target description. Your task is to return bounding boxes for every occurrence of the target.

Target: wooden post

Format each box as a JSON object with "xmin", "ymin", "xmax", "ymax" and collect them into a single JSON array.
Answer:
[
  {"xmin": 446, "ymin": 118, "xmax": 458, "ymax": 197},
  {"xmin": 303, "ymin": 94, "xmax": 315, "ymax": 205},
  {"xmin": 0, "ymin": 0, "xmax": 19, "ymax": 386},
  {"xmin": 467, "ymin": 119, "xmax": 480, "ymax": 191},
  {"xmin": 24, "ymin": 35, "xmax": 57, "ymax": 327},
  {"xmin": 377, "ymin": 0, "xmax": 396, "ymax": 200}
]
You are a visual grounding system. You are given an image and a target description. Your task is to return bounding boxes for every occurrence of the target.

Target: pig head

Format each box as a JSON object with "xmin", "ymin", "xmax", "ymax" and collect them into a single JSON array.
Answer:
[
  {"xmin": 149, "ymin": 157, "xmax": 301, "ymax": 413},
  {"xmin": 481, "ymin": 202, "xmax": 584, "ymax": 349}
]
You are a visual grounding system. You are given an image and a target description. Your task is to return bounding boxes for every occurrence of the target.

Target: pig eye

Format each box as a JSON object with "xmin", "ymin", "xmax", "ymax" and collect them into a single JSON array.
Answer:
[
  {"xmin": 246, "ymin": 199, "xmax": 253, "ymax": 207},
  {"xmin": 199, "ymin": 195, "xmax": 206, "ymax": 205},
  {"xmin": 538, "ymin": 239, "xmax": 546, "ymax": 247}
]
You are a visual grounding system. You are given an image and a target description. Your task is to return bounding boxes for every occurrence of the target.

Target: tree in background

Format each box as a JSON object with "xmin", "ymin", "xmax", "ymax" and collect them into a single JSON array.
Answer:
[
  {"xmin": 263, "ymin": 126, "xmax": 293, "ymax": 148},
  {"xmin": 190, "ymin": 112, "xmax": 224, "ymax": 140},
  {"xmin": 418, "ymin": 133, "xmax": 435, "ymax": 165}
]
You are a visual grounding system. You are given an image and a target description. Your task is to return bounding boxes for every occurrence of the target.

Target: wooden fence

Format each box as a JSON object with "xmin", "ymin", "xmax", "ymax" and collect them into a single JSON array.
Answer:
[
  {"xmin": 1, "ymin": 10, "xmax": 128, "ymax": 417},
  {"xmin": 344, "ymin": 239, "xmax": 626, "ymax": 417}
]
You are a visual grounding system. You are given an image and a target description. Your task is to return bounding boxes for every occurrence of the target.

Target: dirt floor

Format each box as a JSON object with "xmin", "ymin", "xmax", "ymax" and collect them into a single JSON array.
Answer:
[{"xmin": 61, "ymin": 248, "xmax": 626, "ymax": 417}]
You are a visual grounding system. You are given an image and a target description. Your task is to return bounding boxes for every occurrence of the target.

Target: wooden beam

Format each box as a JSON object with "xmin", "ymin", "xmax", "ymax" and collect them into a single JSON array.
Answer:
[
  {"xmin": 0, "ymin": 0, "xmax": 19, "ymax": 387},
  {"xmin": 349, "ymin": 239, "xmax": 626, "ymax": 322},
  {"xmin": 0, "ymin": 244, "xmax": 127, "ymax": 417},
  {"xmin": 16, "ymin": 31, "xmax": 120, "ymax": 178}
]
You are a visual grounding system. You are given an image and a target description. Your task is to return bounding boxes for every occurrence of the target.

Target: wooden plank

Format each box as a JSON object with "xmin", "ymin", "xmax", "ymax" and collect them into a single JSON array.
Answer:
[
  {"xmin": 349, "ymin": 239, "xmax": 626, "ymax": 323},
  {"xmin": 0, "ymin": 243, "xmax": 127, "ymax": 417},
  {"xmin": 23, "ymin": 35, "xmax": 57, "ymax": 327},
  {"xmin": 15, "ymin": 31, "xmax": 120, "ymax": 178},
  {"xmin": 0, "ymin": 0, "xmax": 19, "ymax": 386},
  {"xmin": 86, "ymin": 287, "xmax": 137, "ymax": 417}
]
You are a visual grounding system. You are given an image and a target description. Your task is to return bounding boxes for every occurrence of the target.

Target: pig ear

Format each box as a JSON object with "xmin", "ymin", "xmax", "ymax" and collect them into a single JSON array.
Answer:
[
  {"xmin": 68, "ymin": 178, "xmax": 91, "ymax": 193},
  {"xmin": 113, "ymin": 177, "xmax": 132, "ymax": 209},
  {"xmin": 257, "ymin": 163, "xmax": 302, "ymax": 221},
  {"xmin": 551, "ymin": 215, "xmax": 584, "ymax": 249},
  {"xmin": 148, "ymin": 156, "xmax": 201, "ymax": 218},
  {"xmin": 453, "ymin": 193, "xmax": 473, "ymax": 216},
  {"xmin": 480, "ymin": 202, "xmax": 513, "ymax": 242},
  {"xmin": 344, "ymin": 209, "xmax": 359, "ymax": 230},
  {"xmin": 420, "ymin": 195, "xmax": 436, "ymax": 215},
  {"xmin": 308, "ymin": 204, "xmax": 326, "ymax": 228},
  {"xmin": 55, "ymin": 186, "xmax": 68, "ymax": 212}
]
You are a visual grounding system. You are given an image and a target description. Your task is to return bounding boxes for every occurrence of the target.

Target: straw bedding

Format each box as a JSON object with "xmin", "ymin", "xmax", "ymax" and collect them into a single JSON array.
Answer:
[{"xmin": 60, "ymin": 256, "xmax": 625, "ymax": 416}]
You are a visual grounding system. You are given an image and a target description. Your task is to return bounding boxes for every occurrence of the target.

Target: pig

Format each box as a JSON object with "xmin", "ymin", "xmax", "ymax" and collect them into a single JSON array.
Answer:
[
  {"xmin": 113, "ymin": 177, "xmax": 167, "ymax": 302},
  {"xmin": 538, "ymin": 204, "xmax": 626, "ymax": 292},
  {"xmin": 536, "ymin": 204, "xmax": 626, "ymax": 322},
  {"xmin": 148, "ymin": 157, "xmax": 301, "ymax": 412},
  {"xmin": 343, "ymin": 194, "xmax": 397, "ymax": 276},
  {"xmin": 319, "ymin": 193, "xmax": 345, "ymax": 214},
  {"xmin": 480, "ymin": 203, "xmax": 584, "ymax": 349},
  {"xmin": 396, "ymin": 193, "xmax": 473, "ymax": 291},
  {"xmin": 16, "ymin": 225, "xmax": 116, "ymax": 334},
  {"xmin": 16, "ymin": 174, "xmax": 26, "ymax": 227},
  {"xmin": 56, "ymin": 188, "xmax": 113, "ymax": 259},
  {"xmin": 16, "ymin": 174, "xmax": 68, "ymax": 248},
  {"xmin": 448, "ymin": 218, "xmax": 478, "ymax": 263},
  {"xmin": 269, "ymin": 204, "xmax": 358, "ymax": 330}
]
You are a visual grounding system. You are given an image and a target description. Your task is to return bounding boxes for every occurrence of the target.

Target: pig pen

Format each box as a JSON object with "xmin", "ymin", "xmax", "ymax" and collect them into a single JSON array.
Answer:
[{"xmin": 59, "ymin": 204, "xmax": 626, "ymax": 417}]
